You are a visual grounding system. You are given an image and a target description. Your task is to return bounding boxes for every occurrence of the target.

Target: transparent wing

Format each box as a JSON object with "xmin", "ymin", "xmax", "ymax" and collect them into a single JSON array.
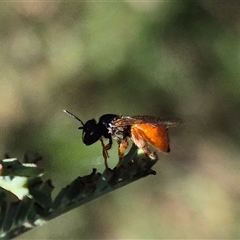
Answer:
[{"xmin": 113, "ymin": 116, "xmax": 182, "ymax": 128}]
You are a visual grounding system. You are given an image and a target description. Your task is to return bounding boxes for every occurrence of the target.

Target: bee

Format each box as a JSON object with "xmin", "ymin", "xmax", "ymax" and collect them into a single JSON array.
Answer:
[{"xmin": 63, "ymin": 110, "xmax": 180, "ymax": 168}]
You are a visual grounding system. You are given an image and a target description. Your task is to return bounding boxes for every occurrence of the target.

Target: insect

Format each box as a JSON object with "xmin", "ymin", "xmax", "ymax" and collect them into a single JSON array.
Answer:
[{"xmin": 63, "ymin": 110, "xmax": 180, "ymax": 168}]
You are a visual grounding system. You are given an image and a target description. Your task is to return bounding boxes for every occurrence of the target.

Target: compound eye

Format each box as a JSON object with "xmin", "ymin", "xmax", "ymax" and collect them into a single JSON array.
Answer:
[
  {"xmin": 82, "ymin": 129, "xmax": 102, "ymax": 145},
  {"xmin": 81, "ymin": 120, "xmax": 102, "ymax": 145}
]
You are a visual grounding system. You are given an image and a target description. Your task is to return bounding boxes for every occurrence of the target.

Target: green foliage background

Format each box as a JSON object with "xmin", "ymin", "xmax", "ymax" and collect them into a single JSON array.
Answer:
[{"xmin": 0, "ymin": 1, "xmax": 240, "ymax": 239}]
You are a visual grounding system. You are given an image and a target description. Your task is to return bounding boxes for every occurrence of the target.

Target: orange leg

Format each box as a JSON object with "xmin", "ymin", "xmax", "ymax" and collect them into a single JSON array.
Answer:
[
  {"xmin": 117, "ymin": 140, "xmax": 128, "ymax": 167},
  {"xmin": 131, "ymin": 128, "xmax": 158, "ymax": 160},
  {"xmin": 100, "ymin": 138, "xmax": 111, "ymax": 168}
]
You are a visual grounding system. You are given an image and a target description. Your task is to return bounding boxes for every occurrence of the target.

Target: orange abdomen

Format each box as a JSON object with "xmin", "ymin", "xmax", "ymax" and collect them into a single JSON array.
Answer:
[{"xmin": 131, "ymin": 124, "xmax": 170, "ymax": 152}]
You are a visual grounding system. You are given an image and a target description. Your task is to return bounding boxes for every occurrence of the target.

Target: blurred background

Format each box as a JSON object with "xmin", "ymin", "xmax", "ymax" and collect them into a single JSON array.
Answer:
[{"xmin": 1, "ymin": 1, "xmax": 240, "ymax": 239}]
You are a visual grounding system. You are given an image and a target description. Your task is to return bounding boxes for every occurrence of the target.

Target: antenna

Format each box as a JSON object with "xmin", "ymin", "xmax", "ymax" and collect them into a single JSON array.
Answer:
[{"xmin": 63, "ymin": 110, "xmax": 85, "ymax": 126}]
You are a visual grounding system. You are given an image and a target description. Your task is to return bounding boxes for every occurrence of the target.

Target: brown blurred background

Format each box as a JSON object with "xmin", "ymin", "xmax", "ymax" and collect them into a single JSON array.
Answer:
[{"xmin": 1, "ymin": 1, "xmax": 240, "ymax": 239}]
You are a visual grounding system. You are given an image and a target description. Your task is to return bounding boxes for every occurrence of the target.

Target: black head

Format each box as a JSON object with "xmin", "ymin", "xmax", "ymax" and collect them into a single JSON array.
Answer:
[{"xmin": 63, "ymin": 110, "xmax": 102, "ymax": 145}]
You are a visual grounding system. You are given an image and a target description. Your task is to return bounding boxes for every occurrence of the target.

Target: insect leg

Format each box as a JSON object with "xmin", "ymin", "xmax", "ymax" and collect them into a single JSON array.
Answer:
[
  {"xmin": 104, "ymin": 136, "xmax": 113, "ymax": 151},
  {"xmin": 100, "ymin": 138, "xmax": 110, "ymax": 168},
  {"xmin": 131, "ymin": 128, "xmax": 158, "ymax": 160},
  {"xmin": 117, "ymin": 140, "xmax": 128, "ymax": 167}
]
